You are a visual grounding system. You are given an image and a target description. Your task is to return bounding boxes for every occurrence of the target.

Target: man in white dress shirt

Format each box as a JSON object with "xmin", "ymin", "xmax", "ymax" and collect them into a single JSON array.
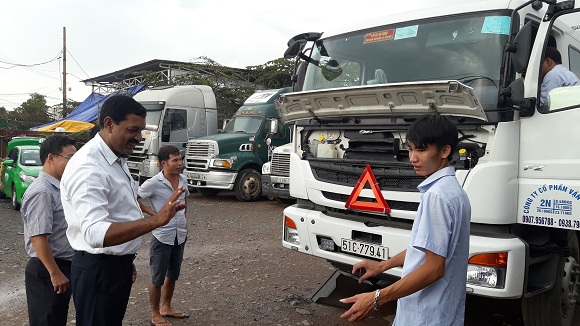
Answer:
[{"xmin": 61, "ymin": 95, "xmax": 186, "ymax": 326}]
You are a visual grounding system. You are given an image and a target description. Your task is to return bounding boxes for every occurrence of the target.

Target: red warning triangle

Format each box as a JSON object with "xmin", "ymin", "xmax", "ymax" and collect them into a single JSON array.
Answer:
[{"xmin": 345, "ymin": 164, "xmax": 391, "ymax": 213}]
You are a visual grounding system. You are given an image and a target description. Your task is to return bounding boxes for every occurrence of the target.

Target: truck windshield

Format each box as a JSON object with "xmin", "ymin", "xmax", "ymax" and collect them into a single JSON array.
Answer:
[
  {"xmin": 141, "ymin": 103, "xmax": 164, "ymax": 126},
  {"xmin": 224, "ymin": 116, "xmax": 264, "ymax": 134},
  {"xmin": 303, "ymin": 11, "xmax": 510, "ymax": 112},
  {"xmin": 20, "ymin": 149, "xmax": 41, "ymax": 166}
]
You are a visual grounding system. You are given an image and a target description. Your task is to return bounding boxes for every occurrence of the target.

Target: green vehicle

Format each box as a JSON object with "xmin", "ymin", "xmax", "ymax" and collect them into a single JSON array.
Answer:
[
  {"xmin": 183, "ymin": 88, "xmax": 292, "ymax": 201},
  {"xmin": 1, "ymin": 137, "xmax": 43, "ymax": 210}
]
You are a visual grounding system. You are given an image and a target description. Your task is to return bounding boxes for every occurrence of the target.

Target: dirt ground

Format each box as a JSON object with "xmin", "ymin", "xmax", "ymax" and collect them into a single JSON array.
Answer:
[{"xmin": 0, "ymin": 191, "xmax": 578, "ymax": 325}]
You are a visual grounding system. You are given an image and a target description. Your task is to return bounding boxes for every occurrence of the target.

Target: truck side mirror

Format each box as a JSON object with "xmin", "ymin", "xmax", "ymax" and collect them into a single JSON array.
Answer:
[
  {"xmin": 506, "ymin": 21, "xmax": 532, "ymax": 74},
  {"xmin": 3, "ymin": 159, "xmax": 14, "ymax": 166},
  {"xmin": 269, "ymin": 119, "xmax": 279, "ymax": 134}
]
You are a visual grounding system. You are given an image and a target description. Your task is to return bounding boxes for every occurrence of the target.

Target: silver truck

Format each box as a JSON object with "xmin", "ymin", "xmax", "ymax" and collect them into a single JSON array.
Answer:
[{"xmin": 128, "ymin": 85, "xmax": 217, "ymax": 182}]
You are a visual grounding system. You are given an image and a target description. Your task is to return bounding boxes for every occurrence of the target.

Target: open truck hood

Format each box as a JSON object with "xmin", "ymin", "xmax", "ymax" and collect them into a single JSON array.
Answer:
[{"xmin": 276, "ymin": 81, "xmax": 487, "ymax": 124}]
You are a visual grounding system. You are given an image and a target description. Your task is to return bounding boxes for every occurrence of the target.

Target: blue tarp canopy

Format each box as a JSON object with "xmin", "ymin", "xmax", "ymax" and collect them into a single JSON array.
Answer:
[{"xmin": 31, "ymin": 84, "xmax": 146, "ymax": 130}]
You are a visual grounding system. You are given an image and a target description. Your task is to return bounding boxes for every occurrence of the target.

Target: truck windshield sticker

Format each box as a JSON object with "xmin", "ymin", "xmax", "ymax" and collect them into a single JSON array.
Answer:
[
  {"xmin": 481, "ymin": 16, "xmax": 510, "ymax": 35},
  {"xmin": 363, "ymin": 29, "xmax": 395, "ymax": 44},
  {"xmin": 245, "ymin": 92, "xmax": 278, "ymax": 104},
  {"xmin": 520, "ymin": 184, "xmax": 580, "ymax": 229},
  {"xmin": 394, "ymin": 25, "xmax": 418, "ymax": 40},
  {"xmin": 345, "ymin": 164, "xmax": 391, "ymax": 214}
]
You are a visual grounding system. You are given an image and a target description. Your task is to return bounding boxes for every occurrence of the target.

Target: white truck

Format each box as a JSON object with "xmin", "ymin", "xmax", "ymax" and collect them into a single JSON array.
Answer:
[
  {"xmin": 279, "ymin": 1, "xmax": 580, "ymax": 325},
  {"xmin": 127, "ymin": 85, "xmax": 217, "ymax": 182},
  {"xmin": 262, "ymin": 143, "xmax": 295, "ymax": 204}
]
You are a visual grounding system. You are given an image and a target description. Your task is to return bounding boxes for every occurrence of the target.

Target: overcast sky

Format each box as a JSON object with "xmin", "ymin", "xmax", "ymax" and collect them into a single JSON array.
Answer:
[{"xmin": 0, "ymin": 0, "xmax": 467, "ymax": 111}]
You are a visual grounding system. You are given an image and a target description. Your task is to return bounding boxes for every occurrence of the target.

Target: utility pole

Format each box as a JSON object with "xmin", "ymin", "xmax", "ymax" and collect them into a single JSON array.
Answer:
[{"xmin": 62, "ymin": 26, "xmax": 67, "ymax": 114}]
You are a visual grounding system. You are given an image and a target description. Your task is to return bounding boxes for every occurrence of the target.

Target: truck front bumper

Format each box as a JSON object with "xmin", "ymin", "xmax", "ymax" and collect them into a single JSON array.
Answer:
[
  {"xmin": 185, "ymin": 170, "xmax": 237, "ymax": 190},
  {"xmin": 262, "ymin": 175, "xmax": 291, "ymax": 199},
  {"xmin": 282, "ymin": 205, "xmax": 527, "ymax": 299}
]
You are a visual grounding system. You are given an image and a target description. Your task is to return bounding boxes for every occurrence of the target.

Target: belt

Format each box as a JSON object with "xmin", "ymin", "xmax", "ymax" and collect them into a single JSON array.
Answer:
[{"xmin": 75, "ymin": 250, "xmax": 136, "ymax": 262}]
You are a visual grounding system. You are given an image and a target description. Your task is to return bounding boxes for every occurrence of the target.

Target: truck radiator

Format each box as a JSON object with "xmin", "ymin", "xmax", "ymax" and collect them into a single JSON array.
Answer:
[
  {"xmin": 271, "ymin": 152, "xmax": 290, "ymax": 177},
  {"xmin": 309, "ymin": 160, "xmax": 422, "ymax": 191},
  {"xmin": 321, "ymin": 191, "xmax": 419, "ymax": 211}
]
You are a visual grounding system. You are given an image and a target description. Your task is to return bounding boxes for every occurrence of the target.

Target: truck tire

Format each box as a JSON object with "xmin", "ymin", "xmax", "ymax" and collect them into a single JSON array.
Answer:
[
  {"xmin": 196, "ymin": 188, "xmax": 221, "ymax": 197},
  {"xmin": 234, "ymin": 169, "xmax": 262, "ymax": 202},
  {"xmin": 522, "ymin": 231, "xmax": 579, "ymax": 326},
  {"xmin": 11, "ymin": 185, "xmax": 20, "ymax": 211}
]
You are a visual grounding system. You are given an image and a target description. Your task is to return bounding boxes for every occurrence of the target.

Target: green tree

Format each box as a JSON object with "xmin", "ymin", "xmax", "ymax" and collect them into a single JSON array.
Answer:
[
  {"xmin": 246, "ymin": 58, "xmax": 294, "ymax": 89},
  {"xmin": 6, "ymin": 93, "xmax": 51, "ymax": 130},
  {"xmin": 49, "ymin": 99, "xmax": 82, "ymax": 120}
]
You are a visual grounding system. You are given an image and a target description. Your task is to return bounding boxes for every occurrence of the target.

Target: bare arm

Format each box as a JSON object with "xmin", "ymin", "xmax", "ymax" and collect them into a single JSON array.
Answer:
[
  {"xmin": 353, "ymin": 249, "xmax": 406, "ymax": 283},
  {"xmin": 341, "ymin": 249, "xmax": 445, "ymax": 322},
  {"xmin": 29, "ymin": 235, "xmax": 69, "ymax": 294},
  {"xmin": 103, "ymin": 187, "xmax": 186, "ymax": 247}
]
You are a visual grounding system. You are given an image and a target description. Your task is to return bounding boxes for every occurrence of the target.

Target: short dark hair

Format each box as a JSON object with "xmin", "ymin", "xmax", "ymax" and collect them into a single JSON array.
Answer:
[
  {"xmin": 158, "ymin": 145, "xmax": 181, "ymax": 163},
  {"xmin": 98, "ymin": 95, "xmax": 146, "ymax": 128},
  {"xmin": 40, "ymin": 135, "xmax": 76, "ymax": 165},
  {"xmin": 544, "ymin": 47, "xmax": 562, "ymax": 65},
  {"xmin": 406, "ymin": 115, "xmax": 458, "ymax": 161}
]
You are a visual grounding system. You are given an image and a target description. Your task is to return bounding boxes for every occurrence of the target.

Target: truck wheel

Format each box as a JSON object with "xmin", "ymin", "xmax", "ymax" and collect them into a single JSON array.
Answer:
[
  {"xmin": 11, "ymin": 185, "xmax": 20, "ymax": 211},
  {"xmin": 196, "ymin": 188, "xmax": 221, "ymax": 197},
  {"xmin": 234, "ymin": 169, "xmax": 262, "ymax": 202},
  {"xmin": 274, "ymin": 196, "xmax": 296, "ymax": 205},
  {"xmin": 522, "ymin": 231, "xmax": 579, "ymax": 326}
]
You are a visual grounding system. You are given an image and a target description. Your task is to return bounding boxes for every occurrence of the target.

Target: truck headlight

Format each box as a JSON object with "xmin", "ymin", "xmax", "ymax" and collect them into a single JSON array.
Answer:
[
  {"xmin": 467, "ymin": 252, "xmax": 507, "ymax": 288},
  {"xmin": 19, "ymin": 172, "xmax": 35, "ymax": 183},
  {"xmin": 143, "ymin": 159, "xmax": 150, "ymax": 173},
  {"xmin": 212, "ymin": 159, "xmax": 232, "ymax": 169},
  {"xmin": 262, "ymin": 162, "xmax": 271, "ymax": 174},
  {"xmin": 284, "ymin": 216, "xmax": 300, "ymax": 245}
]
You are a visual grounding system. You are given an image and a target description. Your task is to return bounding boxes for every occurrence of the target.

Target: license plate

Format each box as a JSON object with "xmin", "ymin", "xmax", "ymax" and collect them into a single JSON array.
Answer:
[
  {"xmin": 127, "ymin": 162, "xmax": 139, "ymax": 169},
  {"xmin": 278, "ymin": 177, "xmax": 289, "ymax": 183},
  {"xmin": 341, "ymin": 239, "xmax": 388, "ymax": 260}
]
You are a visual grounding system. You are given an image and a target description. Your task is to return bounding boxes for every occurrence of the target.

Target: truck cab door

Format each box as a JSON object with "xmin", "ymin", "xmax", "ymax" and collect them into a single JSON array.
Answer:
[
  {"xmin": 162, "ymin": 108, "xmax": 189, "ymax": 152},
  {"xmin": 517, "ymin": 8, "xmax": 580, "ymax": 229}
]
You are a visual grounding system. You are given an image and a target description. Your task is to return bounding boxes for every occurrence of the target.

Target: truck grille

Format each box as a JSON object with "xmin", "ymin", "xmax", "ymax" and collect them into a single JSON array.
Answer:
[
  {"xmin": 186, "ymin": 140, "xmax": 218, "ymax": 157},
  {"xmin": 185, "ymin": 140, "xmax": 217, "ymax": 171},
  {"xmin": 132, "ymin": 140, "xmax": 146, "ymax": 154},
  {"xmin": 321, "ymin": 191, "xmax": 419, "ymax": 211},
  {"xmin": 309, "ymin": 160, "xmax": 422, "ymax": 192},
  {"xmin": 271, "ymin": 153, "xmax": 290, "ymax": 177}
]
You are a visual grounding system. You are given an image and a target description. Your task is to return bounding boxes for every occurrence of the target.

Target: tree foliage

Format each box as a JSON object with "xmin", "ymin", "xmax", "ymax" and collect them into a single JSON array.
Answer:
[
  {"xmin": 1, "ymin": 93, "xmax": 51, "ymax": 130},
  {"xmin": 246, "ymin": 58, "xmax": 294, "ymax": 89}
]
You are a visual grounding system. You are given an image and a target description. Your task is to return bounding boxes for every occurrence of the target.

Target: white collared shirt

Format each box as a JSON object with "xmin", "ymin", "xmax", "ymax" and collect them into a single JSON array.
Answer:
[
  {"xmin": 61, "ymin": 134, "xmax": 143, "ymax": 255},
  {"xmin": 138, "ymin": 171, "xmax": 189, "ymax": 245}
]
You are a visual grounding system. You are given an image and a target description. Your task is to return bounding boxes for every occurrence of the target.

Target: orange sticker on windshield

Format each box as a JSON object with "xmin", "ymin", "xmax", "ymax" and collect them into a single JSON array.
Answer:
[{"xmin": 364, "ymin": 29, "xmax": 394, "ymax": 44}]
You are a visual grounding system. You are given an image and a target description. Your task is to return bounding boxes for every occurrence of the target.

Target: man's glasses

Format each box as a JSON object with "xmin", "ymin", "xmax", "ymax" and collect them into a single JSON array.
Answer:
[{"xmin": 54, "ymin": 154, "xmax": 74, "ymax": 159}]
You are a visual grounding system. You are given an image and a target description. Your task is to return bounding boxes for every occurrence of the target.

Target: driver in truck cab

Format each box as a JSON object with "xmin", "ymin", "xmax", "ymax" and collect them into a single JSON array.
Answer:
[{"xmin": 339, "ymin": 115, "xmax": 471, "ymax": 325}]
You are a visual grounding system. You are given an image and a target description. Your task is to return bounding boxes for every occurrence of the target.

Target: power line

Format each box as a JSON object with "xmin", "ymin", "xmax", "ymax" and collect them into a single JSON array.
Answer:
[
  {"xmin": 66, "ymin": 49, "xmax": 91, "ymax": 78},
  {"xmin": 0, "ymin": 50, "xmax": 63, "ymax": 69}
]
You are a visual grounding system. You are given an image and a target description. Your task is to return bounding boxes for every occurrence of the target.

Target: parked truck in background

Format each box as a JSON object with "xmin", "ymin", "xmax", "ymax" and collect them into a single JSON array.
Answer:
[
  {"xmin": 279, "ymin": 1, "xmax": 580, "ymax": 325},
  {"xmin": 262, "ymin": 143, "xmax": 295, "ymax": 204},
  {"xmin": 184, "ymin": 88, "xmax": 292, "ymax": 201},
  {"xmin": 127, "ymin": 85, "xmax": 217, "ymax": 182}
]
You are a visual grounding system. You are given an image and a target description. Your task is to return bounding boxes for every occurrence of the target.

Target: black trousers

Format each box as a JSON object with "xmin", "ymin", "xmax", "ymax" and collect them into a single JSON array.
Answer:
[
  {"xmin": 71, "ymin": 251, "xmax": 134, "ymax": 326},
  {"xmin": 25, "ymin": 257, "xmax": 72, "ymax": 326}
]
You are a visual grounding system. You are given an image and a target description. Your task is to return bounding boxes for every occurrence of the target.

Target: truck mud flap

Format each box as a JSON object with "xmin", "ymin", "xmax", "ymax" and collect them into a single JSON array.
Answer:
[{"xmin": 311, "ymin": 269, "xmax": 375, "ymax": 309}]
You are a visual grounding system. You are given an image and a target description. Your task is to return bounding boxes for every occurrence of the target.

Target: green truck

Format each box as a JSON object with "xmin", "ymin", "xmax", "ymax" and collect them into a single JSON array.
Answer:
[
  {"xmin": 1, "ymin": 137, "xmax": 43, "ymax": 210},
  {"xmin": 183, "ymin": 88, "xmax": 292, "ymax": 201}
]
